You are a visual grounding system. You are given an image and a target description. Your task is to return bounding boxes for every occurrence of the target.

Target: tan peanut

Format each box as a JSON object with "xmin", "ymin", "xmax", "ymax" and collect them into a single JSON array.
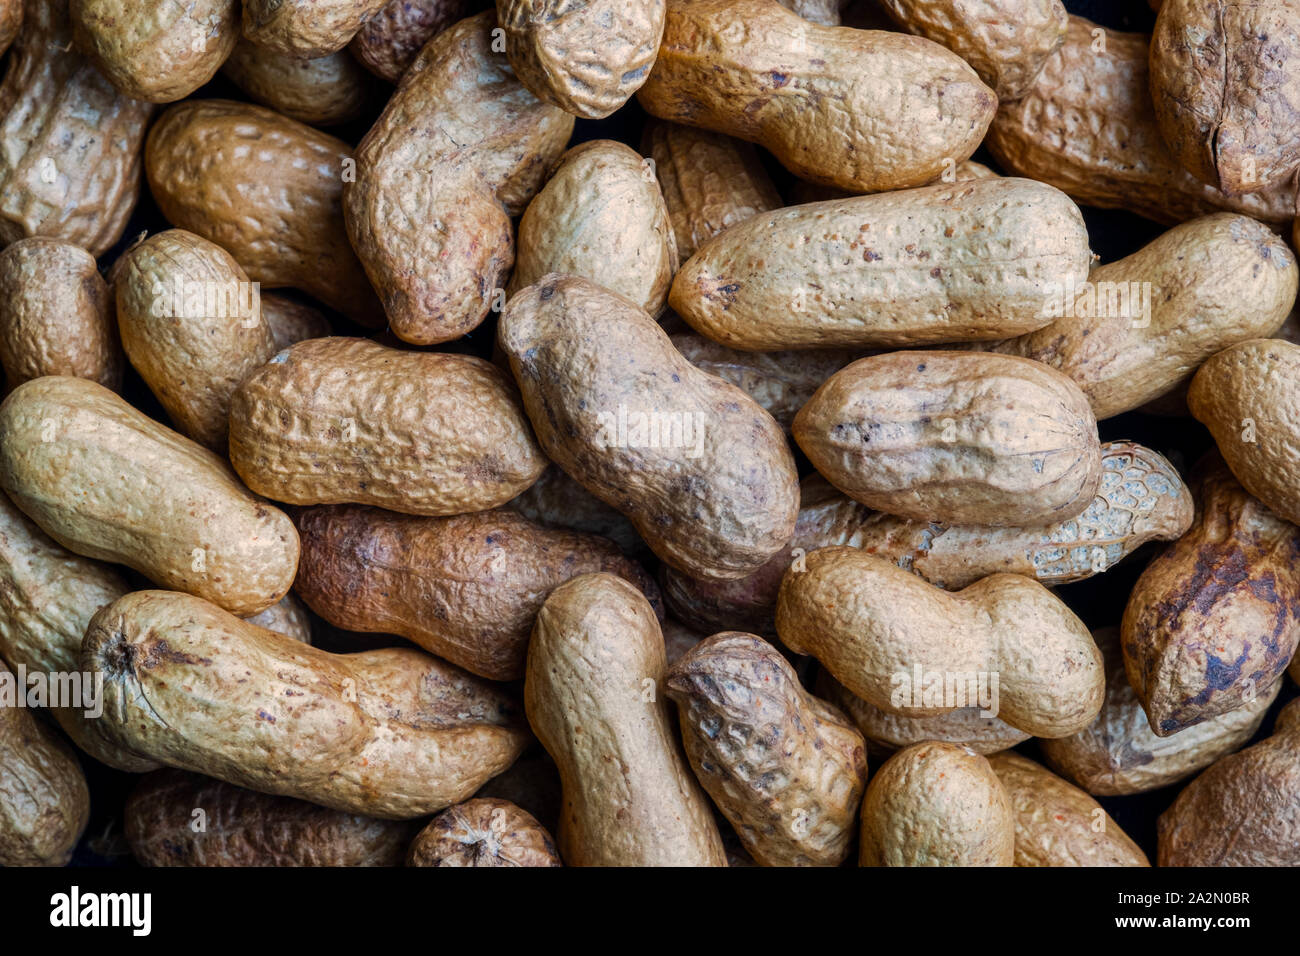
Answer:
[
  {"xmin": 259, "ymin": 293, "xmax": 332, "ymax": 351},
  {"xmin": 407, "ymin": 798, "xmax": 562, "ymax": 867},
  {"xmin": 507, "ymin": 465, "xmax": 644, "ymax": 557},
  {"xmin": 220, "ymin": 38, "xmax": 378, "ymax": 127},
  {"xmin": 244, "ymin": 592, "xmax": 314, "ymax": 644},
  {"xmin": 242, "ymin": 0, "xmax": 390, "ymax": 58},
  {"xmin": 349, "ymin": 0, "xmax": 480, "ymax": 83}
]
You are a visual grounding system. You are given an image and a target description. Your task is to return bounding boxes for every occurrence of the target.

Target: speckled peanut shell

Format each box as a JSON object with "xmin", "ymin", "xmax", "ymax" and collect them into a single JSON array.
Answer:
[
  {"xmin": 221, "ymin": 38, "xmax": 377, "ymax": 126},
  {"xmin": 127, "ymin": 770, "xmax": 415, "ymax": 866},
  {"xmin": 116, "ymin": 230, "xmax": 278, "ymax": 452},
  {"xmin": 0, "ymin": 376, "xmax": 299, "ymax": 616},
  {"xmin": 818, "ymin": 671, "xmax": 1029, "ymax": 758},
  {"xmin": 259, "ymin": 293, "xmax": 332, "ymax": 351},
  {"xmin": 777, "ymin": 547, "xmax": 1104, "ymax": 738},
  {"xmin": 642, "ymin": 120, "xmax": 783, "ymax": 266},
  {"xmin": 70, "ymin": 0, "xmax": 238, "ymax": 102},
  {"xmin": 407, "ymin": 798, "xmax": 562, "ymax": 867},
  {"xmin": 0, "ymin": 0, "xmax": 18, "ymax": 55},
  {"xmin": 0, "ymin": 491, "xmax": 157, "ymax": 772},
  {"xmin": 987, "ymin": 17, "xmax": 1298, "ymax": 226},
  {"xmin": 511, "ymin": 140, "xmax": 676, "ymax": 316},
  {"xmin": 1151, "ymin": 0, "xmax": 1300, "ymax": 194},
  {"xmin": 525, "ymin": 574, "xmax": 726, "ymax": 866},
  {"xmin": 294, "ymin": 504, "xmax": 662, "ymax": 680},
  {"xmin": 244, "ymin": 592, "xmax": 313, "ymax": 644},
  {"xmin": 860, "ymin": 742, "xmax": 1014, "ymax": 867},
  {"xmin": 85, "ymin": 590, "xmax": 531, "ymax": 819},
  {"xmin": 228, "ymin": 337, "xmax": 546, "ymax": 516},
  {"xmin": 0, "ymin": 237, "xmax": 122, "ymax": 391},
  {"xmin": 1189, "ymin": 339, "xmax": 1300, "ymax": 527},
  {"xmin": 349, "ymin": 0, "xmax": 484, "ymax": 83},
  {"xmin": 0, "ymin": 660, "xmax": 89, "ymax": 866},
  {"xmin": 672, "ymin": 178, "xmax": 1090, "ymax": 351},
  {"xmin": 664, "ymin": 444, "xmax": 1191, "ymax": 634},
  {"xmin": 637, "ymin": 0, "xmax": 996, "ymax": 194},
  {"xmin": 344, "ymin": 12, "xmax": 574, "ymax": 345},
  {"xmin": 1041, "ymin": 628, "xmax": 1278, "ymax": 796},
  {"xmin": 879, "ymin": 0, "xmax": 1067, "ymax": 99},
  {"xmin": 507, "ymin": 465, "xmax": 644, "ymax": 556},
  {"xmin": 497, "ymin": 0, "xmax": 665, "ymax": 119},
  {"xmin": 145, "ymin": 99, "xmax": 383, "ymax": 328},
  {"xmin": 666, "ymin": 633, "xmax": 867, "ymax": 866},
  {"xmin": 1121, "ymin": 455, "xmax": 1300, "ymax": 736},
  {"xmin": 787, "ymin": 158, "xmax": 999, "ymax": 204},
  {"xmin": 988, "ymin": 752, "xmax": 1149, "ymax": 867},
  {"xmin": 242, "ymin": 0, "xmax": 390, "ymax": 57},
  {"xmin": 985, "ymin": 214, "xmax": 1298, "ymax": 421},
  {"xmin": 794, "ymin": 351, "xmax": 1102, "ymax": 527},
  {"xmin": 499, "ymin": 275, "xmax": 799, "ymax": 581},
  {"xmin": 1158, "ymin": 698, "xmax": 1300, "ymax": 866},
  {"xmin": 0, "ymin": 0, "xmax": 154, "ymax": 256}
]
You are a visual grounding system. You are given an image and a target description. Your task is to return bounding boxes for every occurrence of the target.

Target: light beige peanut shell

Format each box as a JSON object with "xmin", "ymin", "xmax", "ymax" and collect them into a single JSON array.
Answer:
[
  {"xmin": 259, "ymin": 293, "xmax": 332, "ymax": 351},
  {"xmin": 145, "ymin": 99, "xmax": 383, "ymax": 328},
  {"xmin": 878, "ymin": 0, "xmax": 1067, "ymax": 99},
  {"xmin": 407, "ymin": 798, "xmax": 562, "ymax": 867},
  {"xmin": 982, "ymin": 214, "xmax": 1298, "ymax": 421},
  {"xmin": 349, "ymin": 0, "xmax": 483, "ymax": 84},
  {"xmin": 0, "ymin": 491, "xmax": 157, "ymax": 772},
  {"xmin": 242, "ymin": 0, "xmax": 391, "ymax": 57},
  {"xmin": 0, "ymin": 237, "xmax": 122, "ymax": 392},
  {"xmin": 1188, "ymin": 339, "xmax": 1300, "ymax": 527},
  {"xmin": 666, "ymin": 632, "xmax": 867, "ymax": 866},
  {"xmin": 776, "ymin": 0, "xmax": 840, "ymax": 24},
  {"xmin": 229, "ymin": 337, "xmax": 545, "ymax": 516},
  {"xmin": 499, "ymin": 275, "xmax": 799, "ymax": 581},
  {"xmin": 115, "ymin": 229, "xmax": 278, "ymax": 452},
  {"xmin": 777, "ymin": 547, "xmax": 1104, "ymax": 738},
  {"xmin": 642, "ymin": 120, "xmax": 783, "ymax": 266},
  {"xmin": 85, "ymin": 590, "xmax": 531, "ymax": 819},
  {"xmin": 859, "ymin": 741, "xmax": 1014, "ymax": 866},
  {"xmin": 671, "ymin": 178, "xmax": 1090, "ymax": 351},
  {"xmin": 794, "ymin": 351, "xmax": 1102, "ymax": 527},
  {"xmin": 497, "ymin": 0, "xmax": 665, "ymax": 119},
  {"xmin": 0, "ymin": 376, "xmax": 299, "ymax": 617},
  {"xmin": 0, "ymin": 0, "xmax": 154, "ymax": 256},
  {"xmin": 0, "ymin": 659, "xmax": 90, "ymax": 866},
  {"xmin": 1158, "ymin": 699, "xmax": 1300, "ymax": 866},
  {"xmin": 344, "ymin": 12, "xmax": 574, "ymax": 345},
  {"xmin": 244, "ymin": 592, "xmax": 313, "ymax": 644},
  {"xmin": 987, "ymin": 16, "xmax": 1298, "ymax": 226},
  {"xmin": 638, "ymin": 0, "xmax": 996, "ymax": 194},
  {"xmin": 220, "ymin": 38, "xmax": 377, "ymax": 126},
  {"xmin": 787, "ymin": 158, "xmax": 999, "ymax": 204},
  {"xmin": 0, "ymin": 0, "xmax": 18, "ymax": 55},
  {"xmin": 126, "ymin": 770, "xmax": 415, "ymax": 867},
  {"xmin": 510, "ymin": 139, "xmax": 677, "ymax": 317},
  {"xmin": 1151, "ymin": 0, "xmax": 1300, "ymax": 194},
  {"xmin": 293, "ymin": 504, "xmax": 662, "ymax": 681},
  {"xmin": 525, "ymin": 574, "xmax": 726, "ymax": 866},
  {"xmin": 507, "ymin": 465, "xmax": 644, "ymax": 556},
  {"xmin": 987, "ymin": 752, "xmax": 1149, "ymax": 867},
  {"xmin": 70, "ymin": 0, "xmax": 238, "ymax": 102},
  {"xmin": 1041, "ymin": 628, "xmax": 1279, "ymax": 796},
  {"xmin": 1122, "ymin": 454, "xmax": 1300, "ymax": 736}
]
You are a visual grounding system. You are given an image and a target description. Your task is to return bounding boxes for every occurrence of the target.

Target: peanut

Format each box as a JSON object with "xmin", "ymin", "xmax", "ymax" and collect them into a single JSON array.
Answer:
[
  {"xmin": 506, "ymin": 465, "xmax": 644, "ymax": 556},
  {"xmin": 242, "ymin": 0, "xmax": 391, "ymax": 58},
  {"xmin": 259, "ymin": 293, "xmax": 332, "ymax": 352},
  {"xmin": 220, "ymin": 38, "xmax": 378, "ymax": 127},
  {"xmin": 406, "ymin": 798, "xmax": 562, "ymax": 867},
  {"xmin": 349, "ymin": 0, "xmax": 482, "ymax": 83}
]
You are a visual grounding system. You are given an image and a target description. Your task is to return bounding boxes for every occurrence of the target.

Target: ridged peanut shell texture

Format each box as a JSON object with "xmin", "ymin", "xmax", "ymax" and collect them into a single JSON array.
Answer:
[
  {"xmin": 987, "ymin": 214, "xmax": 1298, "ymax": 420},
  {"xmin": 1189, "ymin": 339, "xmax": 1300, "ymax": 527},
  {"xmin": 507, "ymin": 464, "xmax": 644, "ymax": 556},
  {"xmin": 511, "ymin": 140, "xmax": 677, "ymax": 316},
  {"xmin": 498, "ymin": 0, "xmax": 665, "ymax": 119},
  {"xmin": 126, "ymin": 770, "xmax": 415, "ymax": 867},
  {"xmin": 1151, "ymin": 0, "xmax": 1300, "ymax": 194},
  {"xmin": 987, "ymin": 16, "xmax": 1298, "ymax": 225},
  {"xmin": 0, "ymin": 0, "xmax": 154, "ymax": 256},
  {"xmin": 665, "ymin": 633, "xmax": 867, "ymax": 866},
  {"xmin": 350, "ymin": 0, "xmax": 482, "ymax": 84},
  {"xmin": 794, "ymin": 351, "xmax": 1102, "ymax": 526},
  {"xmin": 407, "ymin": 798, "xmax": 562, "ymax": 867},
  {"xmin": 525, "ymin": 574, "xmax": 726, "ymax": 866},
  {"xmin": 229, "ymin": 337, "xmax": 546, "ymax": 517},
  {"xmin": 221, "ymin": 38, "xmax": 377, "ymax": 127},
  {"xmin": 84, "ymin": 590, "xmax": 530, "ymax": 819},
  {"xmin": 242, "ymin": 0, "xmax": 391, "ymax": 57},
  {"xmin": 145, "ymin": 99, "xmax": 382, "ymax": 327},
  {"xmin": 0, "ymin": 237, "xmax": 123, "ymax": 391},
  {"xmin": 777, "ymin": 547, "xmax": 1104, "ymax": 738},
  {"xmin": 294, "ymin": 504, "xmax": 662, "ymax": 680},
  {"xmin": 70, "ymin": 0, "xmax": 239, "ymax": 102},
  {"xmin": 672, "ymin": 178, "xmax": 1090, "ymax": 351},
  {"xmin": 499, "ymin": 275, "xmax": 799, "ymax": 581},
  {"xmin": 1122, "ymin": 456, "xmax": 1300, "ymax": 736},
  {"xmin": 638, "ymin": 0, "xmax": 995, "ymax": 193},
  {"xmin": 860, "ymin": 742, "xmax": 1014, "ymax": 866},
  {"xmin": 988, "ymin": 753, "xmax": 1148, "ymax": 867},
  {"xmin": 0, "ymin": 376, "xmax": 299, "ymax": 616},
  {"xmin": 344, "ymin": 12, "xmax": 574, "ymax": 345},
  {"xmin": 260, "ymin": 293, "xmax": 332, "ymax": 351}
]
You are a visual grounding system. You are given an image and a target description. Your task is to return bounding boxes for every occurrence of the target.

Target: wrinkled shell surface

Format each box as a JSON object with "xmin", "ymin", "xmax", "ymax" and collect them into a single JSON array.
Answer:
[
  {"xmin": 242, "ymin": 0, "xmax": 391, "ymax": 57},
  {"xmin": 506, "ymin": 465, "xmax": 644, "ymax": 556},
  {"xmin": 407, "ymin": 798, "xmax": 562, "ymax": 866},
  {"xmin": 221, "ymin": 38, "xmax": 376, "ymax": 126},
  {"xmin": 259, "ymin": 293, "xmax": 331, "ymax": 351},
  {"xmin": 350, "ymin": 0, "xmax": 482, "ymax": 83}
]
